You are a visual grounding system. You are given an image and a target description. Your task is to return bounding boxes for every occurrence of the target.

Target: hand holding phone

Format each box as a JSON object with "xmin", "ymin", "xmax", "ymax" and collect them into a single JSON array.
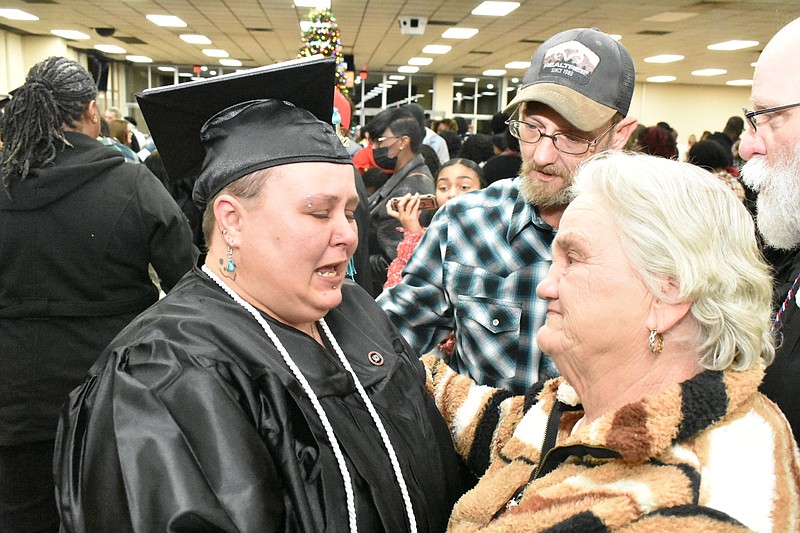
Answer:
[{"xmin": 389, "ymin": 194, "xmax": 438, "ymax": 212}]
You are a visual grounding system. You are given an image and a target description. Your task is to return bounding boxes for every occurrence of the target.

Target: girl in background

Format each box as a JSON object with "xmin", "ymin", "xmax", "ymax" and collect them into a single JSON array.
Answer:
[{"xmin": 384, "ymin": 158, "xmax": 484, "ymax": 289}]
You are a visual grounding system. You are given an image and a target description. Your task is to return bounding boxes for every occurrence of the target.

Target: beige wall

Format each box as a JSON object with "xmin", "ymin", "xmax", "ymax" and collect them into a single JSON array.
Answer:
[
  {"xmin": 0, "ymin": 28, "xmax": 124, "ymax": 113},
  {"xmin": 630, "ymin": 82, "xmax": 751, "ymax": 159},
  {"xmin": 1, "ymin": 31, "xmax": 25, "ymax": 93}
]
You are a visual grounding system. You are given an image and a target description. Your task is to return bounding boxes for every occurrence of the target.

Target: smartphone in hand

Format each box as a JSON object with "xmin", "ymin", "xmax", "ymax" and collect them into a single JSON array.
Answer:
[{"xmin": 389, "ymin": 194, "xmax": 438, "ymax": 211}]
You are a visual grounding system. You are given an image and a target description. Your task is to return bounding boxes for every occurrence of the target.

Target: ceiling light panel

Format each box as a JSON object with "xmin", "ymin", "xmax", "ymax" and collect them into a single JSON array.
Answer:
[
  {"xmin": 180, "ymin": 34, "xmax": 212, "ymax": 45},
  {"xmin": 203, "ymin": 49, "xmax": 230, "ymax": 58},
  {"xmin": 647, "ymin": 75, "xmax": 676, "ymax": 83},
  {"xmin": 422, "ymin": 45, "xmax": 452, "ymax": 54},
  {"xmin": 0, "ymin": 9, "xmax": 38, "ymax": 20},
  {"xmin": 644, "ymin": 54, "xmax": 684, "ymax": 63},
  {"xmin": 51, "ymin": 29, "xmax": 90, "ymax": 39},
  {"xmin": 146, "ymin": 15, "xmax": 187, "ymax": 27},
  {"xmin": 442, "ymin": 28, "xmax": 478, "ymax": 39},
  {"xmin": 707, "ymin": 40, "xmax": 759, "ymax": 51},
  {"xmin": 472, "ymin": 2, "xmax": 520, "ymax": 16},
  {"xmin": 94, "ymin": 44, "xmax": 126, "ymax": 54},
  {"xmin": 691, "ymin": 68, "xmax": 727, "ymax": 76}
]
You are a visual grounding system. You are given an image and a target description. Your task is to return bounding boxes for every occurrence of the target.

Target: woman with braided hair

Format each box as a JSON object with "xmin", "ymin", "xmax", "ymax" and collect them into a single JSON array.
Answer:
[{"xmin": 0, "ymin": 57, "xmax": 195, "ymax": 531}]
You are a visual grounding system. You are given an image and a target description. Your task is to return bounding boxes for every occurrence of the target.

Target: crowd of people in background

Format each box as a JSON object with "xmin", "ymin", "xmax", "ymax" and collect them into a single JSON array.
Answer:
[{"xmin": 2, "ymin": 17, "xmax": 800, "ymax": 533}]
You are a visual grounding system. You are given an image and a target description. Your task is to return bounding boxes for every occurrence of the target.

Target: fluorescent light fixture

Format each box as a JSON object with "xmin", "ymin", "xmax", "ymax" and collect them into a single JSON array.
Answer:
[
  {"xmin": 220, "ymin": 59, "xmax": 242, "ymax": 67},
  {"xmin": 51, "ymin": 29, "xmax": 90, "ymax": 40},
  {"xmin": 644, "ymin": 54, "xmax": 684, "ymax": 63},
  {"xmin": 157, "ymin": 66, "xmax": 176, "ymax": 72},
  {"xmin": 486, "ymin": 83, "xmax": 494, "ymax": 89},
  {"xmin": 505, "ymin": 61, "xmax": 530, "ymax": 69},
  {"xmin": 483, "ymin": 69, "xmax": 507, "ymax": 76},
  {"xmin": 452, "ymin": 82, "xmax": 464, "ymax": 87},
  {"xmin": 294, "ymin": 0, "xmax": 330, "ymax": 7},
  {"xmin": 422, "ymin": 44, "xmax": 452, "ymax": 54},
  {"xmin": 94, "ymin": 44, "xmax": 126, "ymax": 54},
  {"xmin": 511, "ymin": 77, "xmax": 519, "ymax": 83},
  {"xmin": 472, "ymin": 2, "xmax": 520, "ymax": 16},
  {"xmin": 643, "ymin": 12, "xmax": 697, "ymax": 23},
  {"xmin": 691, "ymin": 68, "xmax": 727, "ymax": 77},
  {"xmin": 203, "ymin": 49, "xmax": 229, "ymax": 58},
  {"xmin": 0, "ymin": 9, "xmax": 38, "ymax": 20},
  {"xmin": 180, "ymin": 34, "xmax": 212, "ymax": 44},
  {"xmin": 398, "ymin": 66, "xmax": 420, "ymax": 73},
  {"xmin": 442, "ymin": 28, "xmax": 478, "ymax": 39},
  {"xmin": 461, "ymin": 77, "xmax": 478, "ymax": 83},
  {"xmin": 726, "ymin": 79, "xmax": 753, "ymax": 86},
  {"xmin": 146, "ymin": 14, "xmax": 187, "ymax": 27},
  {"xmin": 646, "ymin": 75, "xmax": 676, "ymax": 83},
  {"xmin": 209, "ymin": 70, "xmax": 217, "ymax": 76},
  {"xmin": 126, "ymin": 55, "xmax": 153, "ymax": 63},
  {"xmin": 178, "ymin": 73, "xmax": 193, "ymax": 78},
  {"xmin": 708, "ymin": 40, "xmax": 758, "ymax": 51},
  {"xmin": 385, "ymin": 80, "xmax": 398, "ymax": 85},
  {"xmin": 483, "ymin": 91, "xmax": 497, "ymax": 96},
  {"xmin": 428, "ymin": 89, "xmax": 434, "ymax": 93},
  {"xmin": 201, "ymin": 66, "xmax": 208, "ymax": 71},
  {"xmin": 408, "ymin": 57, "xmax": 433, "ymax": 66},
  {"xmin": 389, "ymin": 75, "xmax": 406, "ymax": 80}
]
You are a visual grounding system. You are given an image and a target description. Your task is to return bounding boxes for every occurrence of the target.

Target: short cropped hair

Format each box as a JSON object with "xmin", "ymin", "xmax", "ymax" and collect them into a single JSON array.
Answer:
[
  {"xmin": 570, "ymin": 151, "xmax": 774, "ymax": 371},
  {"xmin": 380, "ymin": 108, "xmax": 423, "ymax": 151},
  {"xmin": 200, "ymin": 167, "xmax": 278, "ymax": 246}
]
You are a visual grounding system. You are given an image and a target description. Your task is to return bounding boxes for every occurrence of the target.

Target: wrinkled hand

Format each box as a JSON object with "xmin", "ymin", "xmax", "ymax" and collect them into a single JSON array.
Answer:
[{"xmin": 386, "ymin": 193, "xmax": 424, "ymax": 233}]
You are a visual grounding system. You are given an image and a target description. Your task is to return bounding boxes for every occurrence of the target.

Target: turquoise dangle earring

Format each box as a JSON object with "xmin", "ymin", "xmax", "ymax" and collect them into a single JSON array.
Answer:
[
  {"xmin": 227, "ymin": 245, "xmax": 236, "ymax": 272},
  {"xmin": 222, "ymin": 229, "xmax": 235, "ymax": 273},
  {"xmin": 345, "ymin": 257, "xmax": 357, "ymax": 280}
]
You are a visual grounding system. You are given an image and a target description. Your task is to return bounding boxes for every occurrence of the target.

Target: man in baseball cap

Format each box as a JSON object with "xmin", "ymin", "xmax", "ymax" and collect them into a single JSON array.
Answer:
[{"xmin": 378, "ymin": 28, "xmax": 638, "ymax": 392}]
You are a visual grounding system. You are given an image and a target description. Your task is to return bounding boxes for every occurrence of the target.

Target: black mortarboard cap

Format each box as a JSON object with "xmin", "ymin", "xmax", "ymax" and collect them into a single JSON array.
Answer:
[{"xmin": 136, "ymin": 57, "xmax": 352, "ymax": 210}]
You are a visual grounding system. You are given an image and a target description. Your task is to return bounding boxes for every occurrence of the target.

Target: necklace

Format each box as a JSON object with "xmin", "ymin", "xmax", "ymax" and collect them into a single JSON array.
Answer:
[
  {"xmin": 201, "ymin": 265, "xmax": 417, "ymax": 532},
  {"xmin": 773, "ymin": 270, "xmax": 800, "ymax": 332}
]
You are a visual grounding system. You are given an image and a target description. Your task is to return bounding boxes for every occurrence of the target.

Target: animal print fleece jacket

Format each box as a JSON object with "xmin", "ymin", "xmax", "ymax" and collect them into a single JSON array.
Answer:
[{"xmin": 423, "ymin": 355, "xmax": 800, "ymax": 532}]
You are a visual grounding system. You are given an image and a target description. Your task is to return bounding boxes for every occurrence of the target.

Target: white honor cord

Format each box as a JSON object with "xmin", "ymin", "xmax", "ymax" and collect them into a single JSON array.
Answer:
[
  {"xmin": 319, "ymin": 318, "xmax": 418, "ymax": 533},
  {"xmin": 201, "ymin": 266, "xmax": 358, "ymax": 533}
]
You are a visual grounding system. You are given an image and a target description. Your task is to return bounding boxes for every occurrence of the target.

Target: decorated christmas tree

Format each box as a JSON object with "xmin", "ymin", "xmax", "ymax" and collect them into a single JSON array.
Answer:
[{"xmin": 298, "ymin": 8, "xmax": 348, "ymax": 96}]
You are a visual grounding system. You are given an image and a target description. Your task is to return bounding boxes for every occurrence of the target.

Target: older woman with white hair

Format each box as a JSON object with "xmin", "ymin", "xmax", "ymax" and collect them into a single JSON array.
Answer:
[{"xmin": 424, "ymin": 151, "xmax": 800, "ymax": 532}]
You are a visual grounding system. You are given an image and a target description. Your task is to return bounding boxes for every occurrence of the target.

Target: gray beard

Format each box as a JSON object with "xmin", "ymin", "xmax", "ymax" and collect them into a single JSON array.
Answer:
[{"xmin": 742, "ymin": 143, "xmax": 800, "ymax": 251}]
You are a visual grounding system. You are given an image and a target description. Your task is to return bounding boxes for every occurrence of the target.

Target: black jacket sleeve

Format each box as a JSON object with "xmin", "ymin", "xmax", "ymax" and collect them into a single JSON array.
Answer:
[{"xmin": 55, "ymin": 343, "xmax": 286, "ymax": 533}]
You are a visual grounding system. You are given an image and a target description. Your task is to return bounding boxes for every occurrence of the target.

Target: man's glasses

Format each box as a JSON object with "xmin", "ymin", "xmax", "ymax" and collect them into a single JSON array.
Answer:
[
  {"xmin": 372, "ymin": 135, "xmax": 400, "ymax": 147},
  {"xmin": 506, "ymin": 119, "xmax": 616, "ymax": 155},
  {"xmin": 743, "ymin": 102, "xmax": 800, "ymax": 132}
]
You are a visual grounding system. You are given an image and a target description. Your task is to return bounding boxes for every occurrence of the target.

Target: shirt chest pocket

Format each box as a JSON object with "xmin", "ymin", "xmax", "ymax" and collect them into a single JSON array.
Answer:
[
  {"xmin": 453, "ymin": 295, "xmax": 522, "ymax": 381},
  {"xmin": 457, "ymin": 296, "xmax": 521, "ymax": 333}
]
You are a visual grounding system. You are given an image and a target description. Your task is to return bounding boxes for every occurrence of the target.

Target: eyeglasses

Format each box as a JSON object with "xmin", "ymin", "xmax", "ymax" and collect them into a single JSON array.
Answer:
[
  {"xmin": 373, "ymin": 135, "xmax": 400, "ymax": 146},
  {"xmin": 506, "ymin": 119, "xmax": 616, "ymax": 155},
  {"xmin": 743, "ymin": 102, "xmax": 800, "ymax": 132}
]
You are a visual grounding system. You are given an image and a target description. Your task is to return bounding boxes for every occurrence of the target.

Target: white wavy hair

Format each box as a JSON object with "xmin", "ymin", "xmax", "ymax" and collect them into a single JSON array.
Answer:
[{"xmin": 570, "ymin": 151, "xmax": 774, "ymax": 371}]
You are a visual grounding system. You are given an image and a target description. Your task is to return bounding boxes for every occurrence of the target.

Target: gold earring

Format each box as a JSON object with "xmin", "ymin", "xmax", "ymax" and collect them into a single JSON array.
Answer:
[{"xmin": 648, "ymin": 330, "xmax": 663, "ymax": 355}]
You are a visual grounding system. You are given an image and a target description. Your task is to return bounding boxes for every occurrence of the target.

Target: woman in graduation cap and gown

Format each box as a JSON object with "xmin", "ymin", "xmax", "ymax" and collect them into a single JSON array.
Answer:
[{"xmin": 55, "ymin": 59, "xmax": 470, "ymax": 533}]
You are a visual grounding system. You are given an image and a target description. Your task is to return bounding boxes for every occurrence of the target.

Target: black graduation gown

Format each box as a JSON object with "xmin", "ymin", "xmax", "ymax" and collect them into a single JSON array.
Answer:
[{"xmin": 55, "ymin": 264, "xmax": 469, "ymax": 532}]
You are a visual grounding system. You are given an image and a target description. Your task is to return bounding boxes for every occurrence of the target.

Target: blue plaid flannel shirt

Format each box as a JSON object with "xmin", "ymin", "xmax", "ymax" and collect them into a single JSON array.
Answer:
[{"xmin": 377, "ymin": 177, "xmax": 559, "ymax": 394}]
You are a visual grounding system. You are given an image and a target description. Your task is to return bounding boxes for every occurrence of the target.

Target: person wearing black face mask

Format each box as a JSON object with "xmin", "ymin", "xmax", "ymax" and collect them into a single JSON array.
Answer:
[{"xmin": 366, "ymin": 107, "xmax": 434, "ymax": 294}]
